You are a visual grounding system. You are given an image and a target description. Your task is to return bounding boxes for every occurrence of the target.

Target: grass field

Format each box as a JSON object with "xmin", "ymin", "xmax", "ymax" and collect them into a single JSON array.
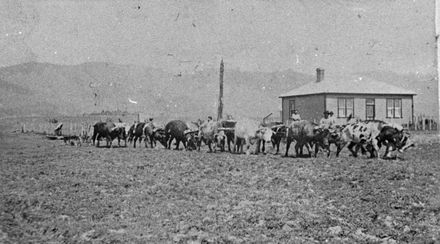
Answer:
[{"xmin": 0, "ymin": 130, "xmax": 439, "ymax": 243}]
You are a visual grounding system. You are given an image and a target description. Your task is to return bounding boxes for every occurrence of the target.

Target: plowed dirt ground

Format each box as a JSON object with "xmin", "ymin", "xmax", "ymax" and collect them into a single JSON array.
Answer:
[{"xmin": 1, "ymin": 131, "xmax": 439, "ymax": 243}]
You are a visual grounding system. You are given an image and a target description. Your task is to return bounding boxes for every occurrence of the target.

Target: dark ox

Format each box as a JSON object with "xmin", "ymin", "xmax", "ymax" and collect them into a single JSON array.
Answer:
[
  {"xmin": 128, "ymin": 122, "xmax": 169, "ymax": 148},
  {"xmin": 312, "ymin": 125, "xmax": 349, "ymax": 158},
  {"xmin": 270, "ymin": 125, "xmax": 287, "ymax": 154},
  {"xmin": 164, "ymin": 120, "xmax": 197, "ymax": 150},
  {"xmin": 149, "ymin": 127, "xmax": 169, "ymax": 149},
  {"xmin": 284, "ymin": 120, "xmax": 329, "ymax": 157},
  {"xmin": 128, "ymin": 122, "xmax": 149, "ymax": 148},
  {"xmin": 376, "ymin": 125, "xmax": 415, "ymax": 158},
  {"xmin": 92, "ymin": 122, "xmax": 126, "ymax": 148}
]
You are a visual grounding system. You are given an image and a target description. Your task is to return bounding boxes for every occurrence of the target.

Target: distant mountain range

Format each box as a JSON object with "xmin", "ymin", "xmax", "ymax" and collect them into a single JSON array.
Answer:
[{"xmin": 0, "ymin": 62, "xmax": 438, "ymax": 120}]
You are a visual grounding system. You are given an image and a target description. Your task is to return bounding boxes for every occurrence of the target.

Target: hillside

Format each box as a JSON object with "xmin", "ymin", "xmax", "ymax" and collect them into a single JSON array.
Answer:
[
  {"xmin": 357, "ymin": 71, "xmax": 439, "ymax": 118},
  {"xmin": 0, "ymin": 62, "xmax": 312, "ymax": 119},
  {"xmin": 0, "ymin": 62, "xmax": 437, "ymax": 120}
]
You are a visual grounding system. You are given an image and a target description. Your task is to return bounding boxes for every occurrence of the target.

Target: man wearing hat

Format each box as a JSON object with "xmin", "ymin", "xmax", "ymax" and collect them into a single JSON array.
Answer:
[
  {"xmin": 290, "ymin": 109, "xmax": 301, "ymax": 121},
  {"xmin": 328, "ymin": 111, "xmax": 336, "ymax": 126},
  {"xmin": 319, "ymin": 110, "xmax": 335, "ymax": 129},
  {"xmin": 147, "ymin": 117, "xmax": 159, "ymax": 129}
]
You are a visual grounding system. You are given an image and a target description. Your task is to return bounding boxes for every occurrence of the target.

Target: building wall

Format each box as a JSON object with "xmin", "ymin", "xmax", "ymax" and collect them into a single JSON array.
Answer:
[
  {"xmin": 325, "ymin": 94, "xmax": 413, "ymax": 125},
  {"xmin": 281, "ymin": 94, "xmax": 325, "ymax": 123}
]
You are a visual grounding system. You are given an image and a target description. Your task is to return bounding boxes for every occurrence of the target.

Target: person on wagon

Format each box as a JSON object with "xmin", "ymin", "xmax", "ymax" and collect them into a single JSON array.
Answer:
[{"xmin": 290, "ymin": 110, "xmax": 301, "ymax": 121}]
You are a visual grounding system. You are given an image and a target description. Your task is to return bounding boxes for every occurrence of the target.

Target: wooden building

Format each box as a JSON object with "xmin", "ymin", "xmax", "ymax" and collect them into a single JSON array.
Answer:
[{"xmin": 279, "ymin": 68, "xmax": 416, "ymax": 125}]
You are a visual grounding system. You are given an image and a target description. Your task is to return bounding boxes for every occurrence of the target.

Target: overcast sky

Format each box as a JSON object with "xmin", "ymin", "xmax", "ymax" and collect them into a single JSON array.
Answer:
[{"xmin": 0, "ymin": 0, "xmax": 436, "ymax": 75}]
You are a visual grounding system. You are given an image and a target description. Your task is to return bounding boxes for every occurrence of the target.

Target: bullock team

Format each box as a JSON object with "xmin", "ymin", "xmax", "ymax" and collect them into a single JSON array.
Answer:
[{"xmin": 89, "ymin": 112, "xmax": 415, "ymax": 159}]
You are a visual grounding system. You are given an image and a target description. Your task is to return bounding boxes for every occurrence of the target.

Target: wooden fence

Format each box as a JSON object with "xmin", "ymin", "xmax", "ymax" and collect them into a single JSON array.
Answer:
[
  {"xmin": 20, "ymin": 120, "xmax": 95, "ymax": 136},
  {"xmin": 15, "ymin": 114, "xmax": 139, "ymax": 136},
  {"xmin": 13, "ymin": 113, "xmax": 438, "ymax": 135},
  {"xmin": 406, "ymin": 114, "xmax": 438, "ymax": 131}
]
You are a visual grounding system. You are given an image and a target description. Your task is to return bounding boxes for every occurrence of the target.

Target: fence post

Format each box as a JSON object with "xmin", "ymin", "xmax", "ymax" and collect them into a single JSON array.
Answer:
[
  {"xmin": 417, "ymin": 115, "xmax": 420, "ymax": 130},
  {"xmin": 429, "ymin": 116, "xmax": 432, "ymax": 130},
  {"xmin": 416, "ymin": 115, "xmax": 419, "ymax": 130}
]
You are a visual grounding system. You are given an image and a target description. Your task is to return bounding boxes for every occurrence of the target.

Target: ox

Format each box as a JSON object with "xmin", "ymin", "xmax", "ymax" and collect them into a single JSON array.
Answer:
[
  {"xmin": 339, "ymin": 120, "xmax": 387, "ymax": 158},
  {"xmin": 92, "ymin": 122, "xmax": 126, "ymax": 148},
  {"xmin": 284, "ymin": 120, "xmax": 329, "ymax": 157},
  {"xmin": 196, "ymin": 120, "xmax": 226, "ymax": 152},
  {"xmin": 214, "ymin": 130, "xmax": 227, "ymax": 152},
  {"xmin": 233, "ymin": 119, "xmax": 273, "ymax": 155},
  {"xmin": 164, "ymin": 120, "xmax": 198, "ymax": 150},
  {"xmin": 218, "ymin": 120, "xmax": 237, "ymax": 152},
  {"xmin": 128, "ymin": 122, "xmax": 150, "ymax": 148},
  {"xmin": 143, "ymin": 122, "xmax": 168, "ymax": 148},
  {"xmin": 115, "ymin": 122, "xmax": 131, "ymax": 135},
  {"xmin": 152, "ymin": 128, "xmax": 169, "ymax": 148},
  {"xmin": 376, "ymin": 125, "xmax": 415, "ymax": 158},
  {"xmin": 309, "ymin": 125, "xmax": 349, "ymax": 158},
  {"xmin": 126, "ymin": 121, "xmax": 166, "ymax": 148},
  {"xmin": 183, "ymin": 129, "xmax": 199, "ymax": 151},
  {"xmin": 270, "ymin": 125, "xmax": 287, "ymax": 154},
  {"xmin": 337, "ymin": 120, "xmax": 414, "ymax": 158}
]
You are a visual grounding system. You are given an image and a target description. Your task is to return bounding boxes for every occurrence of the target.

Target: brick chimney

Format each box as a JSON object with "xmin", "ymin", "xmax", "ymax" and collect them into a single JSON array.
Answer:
[{"xmin": 316, "ymin": 68, "xmax": 324, "ymax": 82}]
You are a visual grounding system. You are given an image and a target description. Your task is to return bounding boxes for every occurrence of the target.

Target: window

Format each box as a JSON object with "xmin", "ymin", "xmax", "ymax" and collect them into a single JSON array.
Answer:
[
  {"xmin": 365, "ymin": 98, "xmax": 375, "ymax": 120},
  {"xmin": 337, "ymin": 98, "xmax": 354, "ymax": 118},
  {"xmin": 386, "ymin": 98, "xmax": 402, "ymax": 118},
  {"xmin": 289, "ymin": 100, "xmax": 295, "ymax": 117}
]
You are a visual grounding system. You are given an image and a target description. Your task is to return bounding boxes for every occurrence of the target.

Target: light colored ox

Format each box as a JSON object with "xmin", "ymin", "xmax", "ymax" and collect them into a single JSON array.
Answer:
[
  {"xmin": 233, "ymin": 118, "xmax": 273, "ymax": 155},
  {"xmin": 193, "ymin": 120, "xmax": 227, "ymax": 152},
  {"xmin": 197, "ymin": 120, "xmax": 218, "ymax": 152}
]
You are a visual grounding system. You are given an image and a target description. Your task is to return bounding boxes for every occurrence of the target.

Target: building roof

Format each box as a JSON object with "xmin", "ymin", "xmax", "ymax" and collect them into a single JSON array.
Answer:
[{"xmin": 279, "ymin": 75, "xmax": 416, "ymax": 97}]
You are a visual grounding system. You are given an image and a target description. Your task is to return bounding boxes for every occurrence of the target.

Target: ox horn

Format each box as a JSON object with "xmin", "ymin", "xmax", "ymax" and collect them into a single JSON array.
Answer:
[
  {"xmin": 217, "ymin": 127, "xmax": 234, "ymax": 131},
  {"xmin": 271, "ymin": 124, "xmax": 285, "ymax": 130},
  {"xmin": 184, "ymin": 129, "xmax": 199, "ymax": 135}
]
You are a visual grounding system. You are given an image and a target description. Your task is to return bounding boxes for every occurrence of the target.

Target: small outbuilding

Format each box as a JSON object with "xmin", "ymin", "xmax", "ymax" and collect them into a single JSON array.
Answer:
[{"xmin": 279, "ymin": 68, "xmax": 416, "ymax": 125}]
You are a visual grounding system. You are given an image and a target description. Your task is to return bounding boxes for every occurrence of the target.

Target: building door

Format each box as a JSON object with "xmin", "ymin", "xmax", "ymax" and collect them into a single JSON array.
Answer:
[
  {"xmin": 366, "ymin": 98, "xmax": 375, "ymax": 120},
  {"xmin": 289, "ymin": 100, "xmax": 295, "ymax": 118}
]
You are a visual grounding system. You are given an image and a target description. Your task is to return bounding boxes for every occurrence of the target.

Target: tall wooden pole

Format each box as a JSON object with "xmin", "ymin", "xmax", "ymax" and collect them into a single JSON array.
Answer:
[{"xmin": 217, "ymin": 59, "xmax": 224, "ymax": 121}]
